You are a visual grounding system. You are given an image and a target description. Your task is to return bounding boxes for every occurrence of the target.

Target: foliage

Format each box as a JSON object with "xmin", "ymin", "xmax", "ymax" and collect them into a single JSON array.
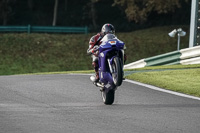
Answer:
[
  {"xmin": 0, "ymin": 0, "xmax": 16, "ymax": 25},
  {"xmin": 113, "ymin": 0, "xmax": 189, "ymax": 23},
  {"xmin": 0, "ymin": 0, "xmax": 191, "ymax": 32}
]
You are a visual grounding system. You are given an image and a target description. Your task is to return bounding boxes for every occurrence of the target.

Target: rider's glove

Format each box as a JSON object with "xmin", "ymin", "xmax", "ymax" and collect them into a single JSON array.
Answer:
[
  {"xmin": 92, "ymin": 45, "xmax": 99, "ymax": 52},
  {"xmin": 91, "ymin": 46, "xmax": 99, "ymax": 56},
  {"xmin": 87, "ymin": 45, "xmax": 99, "ymax": 55}
]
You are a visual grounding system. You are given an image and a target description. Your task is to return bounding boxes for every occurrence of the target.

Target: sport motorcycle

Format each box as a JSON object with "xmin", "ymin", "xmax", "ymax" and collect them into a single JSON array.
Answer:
[{"xmin": 89, "ymin": 34, "xmax": 125, "ymax": 105}]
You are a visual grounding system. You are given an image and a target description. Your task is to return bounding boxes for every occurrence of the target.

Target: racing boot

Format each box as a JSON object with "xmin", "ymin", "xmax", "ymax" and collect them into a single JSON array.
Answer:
[
  {"xmin": 93, "ymin": 61, "xmax": 99, "ymax": 82},
  {"xmin": 90, "ymin": 62, "xmax": 99, "ymax": 82},
  {"xmin": 90, "ymin": 72, "xmax": 99, "ymax": 82}
]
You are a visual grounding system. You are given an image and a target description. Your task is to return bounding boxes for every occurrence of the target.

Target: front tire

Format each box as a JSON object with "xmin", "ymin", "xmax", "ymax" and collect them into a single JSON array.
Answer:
[{"xmin": 112, "ymin": 57, "xmax": 123, "ymax": 86}]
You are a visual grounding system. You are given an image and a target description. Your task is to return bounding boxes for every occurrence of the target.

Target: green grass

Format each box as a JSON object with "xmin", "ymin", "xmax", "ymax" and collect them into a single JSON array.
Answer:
[
  {"xmin": 20, "ymin": 70, "xmax": 94, "ymax": 75},
  {"xmin": 0, "ymin": 33, "xmax": 92, "ymax": 75},
  {"xmin": 125, "ymin": 64, "xmax": 200, "ymax": 72},
  {"xmin": 0, "ymin": 25, "xmax": 190, "ymax": 75},
  {"xmin": 125, "ymin": 64, "xmax": 200, "ymax": 97}
]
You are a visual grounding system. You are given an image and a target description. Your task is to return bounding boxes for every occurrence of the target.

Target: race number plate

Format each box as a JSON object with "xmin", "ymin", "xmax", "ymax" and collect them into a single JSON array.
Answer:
[{"xmin": 109, "ymin": 41, "xmax": 116, "ymax": 45}]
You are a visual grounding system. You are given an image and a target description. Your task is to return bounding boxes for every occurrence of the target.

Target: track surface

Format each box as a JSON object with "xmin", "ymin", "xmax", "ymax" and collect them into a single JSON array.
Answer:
[{"xmin": 0, "ymin": 74, "xmax": 200, "ymax": 133}]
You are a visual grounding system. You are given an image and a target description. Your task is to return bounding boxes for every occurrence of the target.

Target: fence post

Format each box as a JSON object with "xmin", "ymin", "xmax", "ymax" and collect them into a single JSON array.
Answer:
[
  {"xmin": 27, "ymin": 24, "xmax": 31, "ymax": 34},
  {"xmin": 85, "ymin": 26, "xmax": 88, "ymax": 34}
]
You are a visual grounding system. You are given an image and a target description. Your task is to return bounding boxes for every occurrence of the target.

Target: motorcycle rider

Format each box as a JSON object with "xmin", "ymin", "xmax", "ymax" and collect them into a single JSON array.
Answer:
[{"xmin": 87, "ymin": 23, "xmax": 126, "ymax": 82}]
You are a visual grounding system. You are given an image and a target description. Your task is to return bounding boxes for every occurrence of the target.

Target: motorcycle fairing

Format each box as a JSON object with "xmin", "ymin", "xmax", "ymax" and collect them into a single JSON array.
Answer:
[{"xmin": 98, "ymin": 34, "xmax": 125, "ymax": 85}]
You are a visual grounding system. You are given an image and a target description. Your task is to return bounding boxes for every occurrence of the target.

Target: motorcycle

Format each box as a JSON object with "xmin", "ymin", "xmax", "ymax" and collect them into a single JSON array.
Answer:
[{"xmin": 89, "ymin": 34, "xmax": 125, "ymax": 105}]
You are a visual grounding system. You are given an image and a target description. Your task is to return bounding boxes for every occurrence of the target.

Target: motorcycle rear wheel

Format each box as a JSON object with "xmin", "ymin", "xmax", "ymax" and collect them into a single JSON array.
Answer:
[{"xmin": 101, "ymin": 89, "xmax": 115, "ymax": 105}]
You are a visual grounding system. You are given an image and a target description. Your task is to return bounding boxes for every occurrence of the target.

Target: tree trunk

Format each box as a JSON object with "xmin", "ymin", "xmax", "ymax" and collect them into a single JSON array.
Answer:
[
  {"xmin": 65, "ymin": 0, "xmax": 68, "ymax": 11},
  {"xmin": 52, "ymin": 0, "xmax": 59, "ymax": 26},
  {"xmin": 27, "ymin": 0, "xmax": 34, "ymax": 10},
  {"xmin": 91, "ymin": 2, "xmax": 97, "ymax": 30},
  {"xmin": 2, "ymin": 15, "xmax": 7, "ymax": 26}
]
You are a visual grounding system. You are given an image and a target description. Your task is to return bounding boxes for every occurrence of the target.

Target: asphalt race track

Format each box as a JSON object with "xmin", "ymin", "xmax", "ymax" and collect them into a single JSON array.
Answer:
[{"xmin": 0, "ymin": 74, "xmax": 200, "ymax": 133}]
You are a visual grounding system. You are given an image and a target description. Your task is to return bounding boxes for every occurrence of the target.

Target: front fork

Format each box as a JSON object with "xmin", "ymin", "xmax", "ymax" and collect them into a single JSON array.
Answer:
[
  {"xmin": 108, "ymin": 58, "xmax": 113, "ymax": 73},
  {"xmin": 108, "ymin": 49, "xmax": 125, "ymax": 73},
  {"xmin": 107, "ymin": 56, "xmax": 124, "ymax": 78}
]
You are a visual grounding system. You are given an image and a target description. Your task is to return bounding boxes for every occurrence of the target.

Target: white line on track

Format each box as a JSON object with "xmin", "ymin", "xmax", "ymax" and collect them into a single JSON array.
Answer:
[
  {"xmin": 71, "ymin": 74, "xmax": 200, "ymax": 101},
  {"xmin": 125, "ymin": 79, "xmax": 200, "ymax": 101}
]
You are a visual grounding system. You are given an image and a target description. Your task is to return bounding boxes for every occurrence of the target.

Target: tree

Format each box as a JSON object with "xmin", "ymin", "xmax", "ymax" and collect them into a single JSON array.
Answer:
[
  {"xmin": 112, "ymin": 0, "xmax": 189, "ymax": 23},
  {"xmin": 64, "ymin": 0, "xmax": 68, "ymax": 11},
  {"xmin": 0, "ymin": 0, "xmax": 16, "ymax": 25},
  {"xmin": 27, "ymin": 0, "xmax": 34, "ymax": 10},
  {"xmin": 52, "ymin": 0, "xmax": 58, "ymax": 26},
  {"xmin": 86, "ymin": 0, "xmax": 101, "ymax": 30}
]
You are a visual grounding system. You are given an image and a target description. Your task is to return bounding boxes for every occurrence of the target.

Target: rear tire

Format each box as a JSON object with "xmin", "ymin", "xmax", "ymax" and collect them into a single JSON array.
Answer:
[
  {"xmin": 112, "ymin": 57, "xmax": 123, "ymax": 86},
  {"xmin": 101, "ymin": 89, "xmax": 115, "ymax": 105}
]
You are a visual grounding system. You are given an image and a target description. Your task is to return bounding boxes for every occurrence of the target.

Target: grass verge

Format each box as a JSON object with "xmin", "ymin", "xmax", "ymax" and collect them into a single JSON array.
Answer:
[
  {"xmin": 0, "ymin": 25, "xmax": 190, "ymax": 75},
  {"xmin": 125, "ymin": 64, "xmax": 200, "ymax": 97},
  {"xmin": 19, "ymin": 70, "xmax": 94, "ymax": 75}
]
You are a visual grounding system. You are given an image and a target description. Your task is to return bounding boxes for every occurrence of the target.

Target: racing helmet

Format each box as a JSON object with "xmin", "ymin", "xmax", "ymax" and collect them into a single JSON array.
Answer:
[{"xmin": 101, "ymin": 23, "xmax": 115, "ymax": 35}]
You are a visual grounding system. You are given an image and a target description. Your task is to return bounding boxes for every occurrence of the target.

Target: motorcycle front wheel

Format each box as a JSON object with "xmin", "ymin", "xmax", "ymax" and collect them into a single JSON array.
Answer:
[
  {"xmin": 101, "ymin": 89, "xmax": 115, "ymax": 105},
  {"xmin": 112, "ymin": 57, "xmax": 123, "ymax": 86}
]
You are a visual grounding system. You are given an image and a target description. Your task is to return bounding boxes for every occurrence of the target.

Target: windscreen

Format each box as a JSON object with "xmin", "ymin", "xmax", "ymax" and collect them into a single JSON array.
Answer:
[{"xmin": 101, "ymin": 34, "xmax": 117, "ymax": 42}]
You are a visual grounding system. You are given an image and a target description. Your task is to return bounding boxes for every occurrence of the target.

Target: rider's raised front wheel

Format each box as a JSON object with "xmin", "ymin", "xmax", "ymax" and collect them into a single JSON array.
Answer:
[
  {"xmin": 112, "ymin": 57, "xmax": 123, "ymax": 86},
  {"xmin": 101, "ymin": 89, "xmax": 115, "ymax": 105}
]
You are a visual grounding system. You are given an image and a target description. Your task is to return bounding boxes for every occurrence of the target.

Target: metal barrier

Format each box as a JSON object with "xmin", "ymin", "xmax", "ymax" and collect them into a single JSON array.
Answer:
[
  {"xmin": 124, "ymin": 59, "xmax": 146, "ymax": 69},
  {"xmin": 180, "ymin": 45, "xmax": 200, "ymax": 59},
  {"xmin": 0, "ymin": 25, "xmax": 89, "ymax": 34},
  {"xmin": 144, "ymin": 51, "xmax": 181, "ymax": 66},
  {"xmin": 124, "ymin": 45, "xmax": 200, "ymax": 69}
]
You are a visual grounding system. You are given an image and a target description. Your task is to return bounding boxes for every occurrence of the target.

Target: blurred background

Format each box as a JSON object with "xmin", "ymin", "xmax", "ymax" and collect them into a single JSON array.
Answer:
[
  {"xmin": 0, "ymin": 0, "xmax": 191, "ymax": 31},
  {"xmin": 0, "ymin": 0, "xmax": 194, "ymax": 75}
]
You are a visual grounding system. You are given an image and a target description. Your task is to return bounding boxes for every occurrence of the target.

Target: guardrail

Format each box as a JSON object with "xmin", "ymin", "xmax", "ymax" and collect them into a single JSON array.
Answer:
[
  {"xmin": 180, "ymin": 46, "xmax": 200, "ymax": 59},
  {"xmin": 180, "ymin": 57, "xmax": 200, "ymax": 65},
  {"xmin": 123, "ymin": 59, "xmax": 146, "ymax": 69},
  {"xmin": 124, "ymin": 45, "xmax": 200, "ymax": 69},
  {"xmin": 144, "ymin": 51, "xmax": 181, "ymax": 66},
  {"xmin": 0, "ymin": 25, "xmax": 89, "ymax": 34}
]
